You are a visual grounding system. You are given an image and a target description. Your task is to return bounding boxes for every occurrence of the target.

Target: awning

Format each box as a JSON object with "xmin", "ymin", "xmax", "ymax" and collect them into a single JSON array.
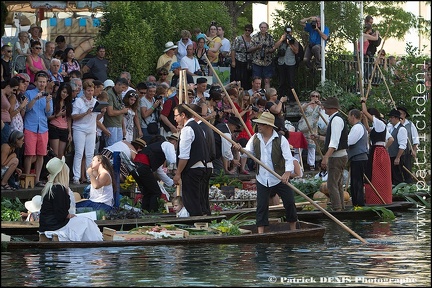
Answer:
[{"xmin": 5, "ymin": 1, "xmax": 106, "ymax": 12}]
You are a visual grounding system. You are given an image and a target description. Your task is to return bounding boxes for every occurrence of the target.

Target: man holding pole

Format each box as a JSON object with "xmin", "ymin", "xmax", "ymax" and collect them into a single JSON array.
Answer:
[
  {"xmin": 241, "ymin": 112, "xmax": 298, "ymax": 234},
  {"xmin": 173, "ymin": 104, "xmax": 209, "ymax": 216},
  {"xmin": 311, "ymin": 97, "xmax": 348, "ymax": 211}
]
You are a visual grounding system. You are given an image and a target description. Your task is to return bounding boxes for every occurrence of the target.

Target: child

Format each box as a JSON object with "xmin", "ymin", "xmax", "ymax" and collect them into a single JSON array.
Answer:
[
  {"xmin": 172, "ymin": 196, "xmax": 189, "ymax": 217},
  {"xmin": 95, "ymin": 91, "xmax": 110, "ymax": 154},
  {"xmin": 21, "ymin": 195, "xmax": 42, "ymax": 221}
]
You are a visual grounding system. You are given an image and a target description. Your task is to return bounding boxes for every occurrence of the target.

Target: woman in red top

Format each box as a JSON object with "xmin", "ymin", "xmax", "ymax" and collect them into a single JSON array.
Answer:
[
  {"xmin": 26, "ymin": 41, "xmax": 47, "ymax": 83},
  {"xmin": 236, "ymin": 89, "xmax": 254, "ymax": 174}
]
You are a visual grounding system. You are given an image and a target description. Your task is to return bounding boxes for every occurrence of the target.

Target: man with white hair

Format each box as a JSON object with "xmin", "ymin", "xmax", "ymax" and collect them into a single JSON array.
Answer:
[{"xmin": 48, "ymin": 58, "xmax": 64, "ymax": 83}]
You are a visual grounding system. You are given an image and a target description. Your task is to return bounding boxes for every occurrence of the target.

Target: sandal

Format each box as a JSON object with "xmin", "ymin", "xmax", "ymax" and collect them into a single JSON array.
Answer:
[
  {"xmin": 1, "ymin": 184, "xmax": 16, "ymax": 191},
  {"xmin": 35, "ymin": 181, "xmax": 45, "ymax": 187}
]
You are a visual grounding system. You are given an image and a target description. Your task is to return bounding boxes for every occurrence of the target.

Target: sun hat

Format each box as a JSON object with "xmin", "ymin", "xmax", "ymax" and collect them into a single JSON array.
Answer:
[
  {"xmin": 321, "ymin": 97, "xmax": 340, "ymax": 109},
  {"xmin": 25, "ymin": 195, "xmax": 42, "ymax": 213},
  {"xmin": 163, "ymin": 41, "xmax": 178, "ymax": 53},
  {"xmin": 167, "ymin": 132, "xmax": 180, "ymax": 141},
  {"xmin": 46, "ymin": 156, "xmax": 66, "ymax": 182},
  {"xmin": 29, "ymin": 23, "xmax": 42, "ymax": 33},
  {"xmin": 388, "ymin": 109, "xmax": 401, "ymax": 118},
  {"xmin": 170, "ymin": 62, "xmax": 181, "ymax": 71},
  {"xmin": 103, "ymin": 79, "xmax": 114, "ymax": 89},
  {"xmin": 15, "ymin": 73, "xmax": 30, "ymax": 82},
  {"xmin": 252, "ymin": 111, "xmax": 277, "ymax": 128},
  {"xmin": 397, "ymin": 106, "xmax": 410, "ymax": 118},
  {"xmin": 131, "ymin": 137, "xmax": 147, "ymax": 148}
]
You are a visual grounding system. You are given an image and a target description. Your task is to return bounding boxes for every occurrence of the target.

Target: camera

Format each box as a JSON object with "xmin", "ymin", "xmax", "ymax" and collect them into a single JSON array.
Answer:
[
  {"xmin": 42, "ymin": 92, "xmax": 49, "ymax": 97},
  {"xmin": 259, "ymin": 44, "xmax": 267, "ymax": 60},
  {"xmin": 286, "ymin": 34, "xmax": 295, "ymax": 44},
  {"xmin": 250, "ymin": 105, "xmax": 259, "ymax": 112},
  {"xmin": 311, "ymin": 20, "xmax": 317, "ymax": 29},
  {"xmin": 258, "ymin": 89, "xmax": 266, "ymax": 97},
  {"xmin": 155, "ymin": 95, "xmax": 163, "ymax": 100},
  {"xmin": 284, "ymin": 25, "xmax": 292, "ymax": 34}
]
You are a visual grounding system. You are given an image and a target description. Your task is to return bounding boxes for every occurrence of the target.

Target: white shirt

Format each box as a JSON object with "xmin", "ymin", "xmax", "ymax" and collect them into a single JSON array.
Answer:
[
  {"xmin": 243, "ymin": 131, "xmax": 294, "ymax": 187},
  {"xmin": 220, "ymin": 38, "xmax": 231, "ymax": 54},
  {"xmin": 71, "ymin": 96, "xmax": 98, "ymax": 133},
  {"xmin": 220, "ymin": 123, "xmax": 234, "ymax": 161},
  {"xmin": 388, "ymin": 122, "xmax": 408, "ymax": 150},
  {"xmin": 327, "ymin": 112, "xmax": 348, "ymax": 157},
  {"xmin": 89, "ymin": 174, "xmax": 114, "ymax": 207},
  {"xmin": 347, "ymin": 122, "xmax": 365, "ymax": 146},
  {"xmin": 180, "ymin": 55, "xmax": 200, "ymax": 75},
  {"xmin": 401, "ymin": 119, "xmax": 420, "ymax": 145},
  {"xmin": 178, "ymin": 118, "xmax": 195, "ymax": 160},
  {"xmin": 176, "ymin": 206, "xmax": 190, "ymax": 217}
]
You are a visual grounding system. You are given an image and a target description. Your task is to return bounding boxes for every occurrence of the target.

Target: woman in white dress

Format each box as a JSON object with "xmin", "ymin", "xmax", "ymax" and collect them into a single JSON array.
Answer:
[{"xmin": 39, "ymin": 156, "xmax": 103, "ymax": 241}]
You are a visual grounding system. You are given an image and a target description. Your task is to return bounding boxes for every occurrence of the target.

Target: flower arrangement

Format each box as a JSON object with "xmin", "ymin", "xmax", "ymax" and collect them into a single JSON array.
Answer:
[{"xmin": 120, "ymin": 175, "xmax": 136, "ymax": 191}]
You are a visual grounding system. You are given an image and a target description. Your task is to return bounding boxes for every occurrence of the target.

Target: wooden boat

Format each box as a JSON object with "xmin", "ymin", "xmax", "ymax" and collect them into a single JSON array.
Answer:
[
  {"xmin": 219, "ymin": 201, "xmax": 416, "ymax": 220},
  {"xmin": 1, "ymin": 221, "xmax": 325, "ymax": 250},
  {"xmin": 1, "ymin": 215, "xmax": 226, "ymax": 236}
]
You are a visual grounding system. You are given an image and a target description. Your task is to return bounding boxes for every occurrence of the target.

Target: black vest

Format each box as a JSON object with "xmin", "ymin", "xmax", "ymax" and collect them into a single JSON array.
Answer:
[
  {"xmin": 347, "ymin": 122, "xmax": 368, "ymax": 160},
  {"xmin": 388, "ymin": 124, "xmax": 407, "ymax": 157},
  {"xmin": 369, "ymin": 125, "xmax": 386, "ymax": 144},
  {"xmin": 214, "ymin": 122, "xmax": 230, "ymax": 159},
  {"xmin": 324, "ymin": 113, "xmax": 348, "ymax": 152},
  {"xmin": 199, "ymin": 121, "xmax": 216, "ymax": 162},
  {"xmin": 177, "ymin": 120, "xmax": 209, "ymax": 171},
  {"xmin": 140, "ymin": 141, "xmax": 166, "ymax": 171}
]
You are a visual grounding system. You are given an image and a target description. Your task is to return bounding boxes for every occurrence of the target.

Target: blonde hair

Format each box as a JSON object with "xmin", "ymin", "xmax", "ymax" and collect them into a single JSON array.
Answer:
[
  {"xmin": 41, "ymin": 163, "xmax": 70, "ymax": 200},
  {"xmin": 265, "ymin": 88, "xmax": 277, "ymax": 101}
]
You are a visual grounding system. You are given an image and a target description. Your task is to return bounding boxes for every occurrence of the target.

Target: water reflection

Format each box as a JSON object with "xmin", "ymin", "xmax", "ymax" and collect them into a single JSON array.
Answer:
[{"xmin": 1, "ymin": 209, "xmax": 430, "ymax": 287}]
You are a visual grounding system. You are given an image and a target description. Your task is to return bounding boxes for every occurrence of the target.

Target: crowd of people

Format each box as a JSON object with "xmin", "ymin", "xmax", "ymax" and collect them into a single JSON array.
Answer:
[{"xmin": 0, "ymin": 17, "xmax": 427, "ymax": 239}]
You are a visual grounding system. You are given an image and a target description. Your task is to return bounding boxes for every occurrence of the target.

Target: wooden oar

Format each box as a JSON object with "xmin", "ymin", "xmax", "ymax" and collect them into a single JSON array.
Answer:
[
  {"xmin": 182, "ymin": 104, "xmax": 368, "ymax": 244},
  {"xmin": 363, "ymin": 174, "xmax": 386, "ymax": 204},
  {"xmin": 204, "ymin": 53, "xmax": 252, "ymax": 138},
  {"xmin": 292, "ymin": 88, "xmax": 324, "ymax": 158},
  {"xmin": 402, "ymin": 165, "xmax": 420, "ymax": 183}
]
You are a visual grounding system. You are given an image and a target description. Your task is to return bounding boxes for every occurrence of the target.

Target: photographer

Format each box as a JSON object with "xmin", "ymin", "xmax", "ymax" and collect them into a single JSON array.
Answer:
[
  {"xmin": 274, "ymin": 25, "xmax": 300, "ymax": 103},
  {"xmin": 247, "ymin": 22, "xmax": 276, "ymax": 90},
  {"xmin": 299, "ymin": 16, "xmax": 329, "ymax": 71}
]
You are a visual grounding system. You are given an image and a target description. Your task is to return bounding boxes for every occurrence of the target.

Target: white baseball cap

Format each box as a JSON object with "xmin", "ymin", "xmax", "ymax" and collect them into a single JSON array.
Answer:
[{"xmin": 103, "ymin": 79, "xmax": 114, "ymax": 89}]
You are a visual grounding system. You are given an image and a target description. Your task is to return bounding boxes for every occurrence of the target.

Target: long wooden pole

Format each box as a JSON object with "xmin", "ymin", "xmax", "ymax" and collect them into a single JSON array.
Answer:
[
  {"xmin": 365, "ymin": 19, "xmax": 392, "ymax": 100},
  {"xmin": 363, "ymin": 174, "xmax": 386, "ymax": 204},
  {"xmin": 182, "ymin": 104, "xmax": 368, "ymax": 244},
  {"xmin": 176, "ymin": 71, "xmax": 185, "ymax": 197},
  {"xmin": 403, "ymin": 165, "xmax": 420, "ymax": 183},
  {"xmin": 292, "ymin": 88, "xmax": 324, "ymax": 158},
  {"xmin": 204, "ymin": 54, "xmax": 252, "ymax": 138}
]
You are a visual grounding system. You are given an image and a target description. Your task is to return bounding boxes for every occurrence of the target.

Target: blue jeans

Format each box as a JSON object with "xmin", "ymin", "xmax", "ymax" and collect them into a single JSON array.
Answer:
[
  {"xmin": 76, "ymin": 200, "xmax": 113, "ymax": 213},
  {"xmin": 105, "ymin": 127, "xmax": 123, "ymax": 146}
]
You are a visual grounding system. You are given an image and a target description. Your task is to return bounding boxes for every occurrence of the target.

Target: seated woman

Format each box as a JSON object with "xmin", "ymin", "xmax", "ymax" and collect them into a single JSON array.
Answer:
[
  {"xmin": 1, "ymin": 130, "xmax": 24, "ymax": 190},
  {"xmin": 39, "ymin": 156, "xmax": 103, "ymax": 241},
  {"xmin": 76, "ymin": 154, "xmax": 115, "ymax": 213}
]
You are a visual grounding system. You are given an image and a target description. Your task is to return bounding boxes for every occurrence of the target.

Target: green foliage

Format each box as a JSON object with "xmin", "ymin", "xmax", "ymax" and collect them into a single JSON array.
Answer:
[
  {"xmin": 1, "ymin": 197, "xmax": 24, "ymax": 221},
  {"xmin": 291, "ymin": 178, "xmax": 323, "ymax": 202},
  {"xmin": 272, "ymin": 1, "xmax": 431, "ymax": 55},
  {"xmin": 1, "ymin": 1, "xmax": 7, "ymax": 37},
  {"xmin": 392, "ymin": 182, "xmax": 431, "ymax": 208},
  {"xmin": 354, "ymin": 206, "xmax": 396, "ymax": 221},
  {"xmin": 210, "ymin": 213, "xmax": 255, "ymax": 235},
  {"xmin": 97, "ymin": 1, "xmax": 232, "ymax": 83},
  {"xmin": 209, "ymin": 170, "xmax": 243, "ymax": 188}
]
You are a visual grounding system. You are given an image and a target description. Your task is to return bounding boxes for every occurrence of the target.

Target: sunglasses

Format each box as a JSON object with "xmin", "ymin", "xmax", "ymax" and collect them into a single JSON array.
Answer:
[
  {"xmin": 129, "ymin": 93, "xmax": 138, "ymax": 98},
  {"xmin": 34, "ymin": 47, "xmax": 42, "ymax": 50}
]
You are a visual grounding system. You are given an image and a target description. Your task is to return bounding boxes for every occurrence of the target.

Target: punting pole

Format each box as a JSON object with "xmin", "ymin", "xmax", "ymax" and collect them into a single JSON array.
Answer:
[{"xmin": 182, "ymin": 104, "xmax": 368, "ymax": 244}]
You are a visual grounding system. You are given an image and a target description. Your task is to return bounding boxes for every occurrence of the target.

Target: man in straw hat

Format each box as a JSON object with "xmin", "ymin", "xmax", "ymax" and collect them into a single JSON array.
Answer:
[
  {"xmin": 311, "ymin": 97, "xmax": 348, "ymax": 211},
  {"xmin": 157, "ymin": 41, "xmax": 178, "ymax": 82},
  {"xmin": 173, "ymin": 104, "xmax": 209, "ymax": 216},
  {"xmin": 387, "ymin": 109, "xmax": 408, "ymax": 185},
  {"xmin": 395, "ymin": 106, "xmax": 418, "ymax": 184},
  {"xmin": 39, "ymin": 156, "xmax": 103, "ymax": 241},
  {"xmin": 237, "ymin": 111, "xmax": 298, "ymax": 233},
  {"xmin": 28, "ymin": 23, "xmax": 46, "ymax": 53}
]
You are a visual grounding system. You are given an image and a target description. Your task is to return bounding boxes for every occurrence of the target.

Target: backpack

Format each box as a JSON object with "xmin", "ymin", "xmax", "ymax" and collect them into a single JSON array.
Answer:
[{"xmin": 295, "ymin": 43, "xmax": 304, "ymax": 67}]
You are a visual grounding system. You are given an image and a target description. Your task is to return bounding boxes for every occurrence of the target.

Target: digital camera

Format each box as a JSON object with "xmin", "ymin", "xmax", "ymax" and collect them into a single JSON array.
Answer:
[
  {"xmin": 311, "ymin": 20, "xmax": 317, "ymax": 29},
  {"xmin": 286, "ymin": 34, "xmax": 295, "ymax": 44},
  {"xmin": 259, "ymin": 44, "xmax": 267, "ymax": 60}
]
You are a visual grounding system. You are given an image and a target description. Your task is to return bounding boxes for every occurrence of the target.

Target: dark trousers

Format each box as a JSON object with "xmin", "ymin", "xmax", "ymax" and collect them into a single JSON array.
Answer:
[
  {"xmin": 232, "ymin": 60, "xmax": 252, "ymax": 91},
  {"xmin": 200, "ymin": 167, "xmax": 213, "ymax": 215},
  {"xmin": 402, "ymin": 152, "xmax": 413, "ymax": 184},
  {"xmin": 130, "ymin": 164, "xmax": 161, "ymax": 212},
  {"xmin": 350, "ymin": 159, "xmax": 367, "ymax": 206},
  {"xmin": 390, "ymin": 156, "xmax": 406, "ymax": 185},
  {"xmin": 182, "ymin": 167, "xmax": 206, "ymax": 216},
  {"xmin": 277, "ymin": 64, "xmax": 296, "ymax": 102},
  {"xmin": 256, "ymin": 181, "xmax": 297, "ymax": 227}
]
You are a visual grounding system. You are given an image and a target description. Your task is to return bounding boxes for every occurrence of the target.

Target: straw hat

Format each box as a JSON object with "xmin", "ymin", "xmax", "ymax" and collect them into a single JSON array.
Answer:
[
  {"xmin": 163, "ymin": 41, "xmax": 178, "ymax": 52},
  {"xmin": 46, "ymin": 156, "xmax": 66, "ymax": 182},
  {"xmin": 167, "ymin": 132, "xmax": 180, "ymax": 141},
  {"xmin": 252, "ymin": 111, "xmax": 277, "ymax": 128},
  {"xmin": 24, "ymin": 195, "xmax": 42, "ymax": 213},
  {"xmin": 131, "ymin": 137, "xmax": 147, "ymax": 148},
  {"xmin": 29, "ymin": 23, "xmax": 42, "ymax": 33}
]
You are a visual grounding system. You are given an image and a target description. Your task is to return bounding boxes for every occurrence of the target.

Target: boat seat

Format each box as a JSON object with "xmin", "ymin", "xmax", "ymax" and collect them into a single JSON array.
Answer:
[{"xmin": 39, "ymin": 233, "xmax": 59, "ymax": 242}]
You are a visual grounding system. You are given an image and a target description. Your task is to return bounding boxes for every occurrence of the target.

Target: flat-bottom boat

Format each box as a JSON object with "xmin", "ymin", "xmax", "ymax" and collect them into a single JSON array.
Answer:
[{"xmin": 2, "ymin": 221, "xmax": 325, "ymax": 250}]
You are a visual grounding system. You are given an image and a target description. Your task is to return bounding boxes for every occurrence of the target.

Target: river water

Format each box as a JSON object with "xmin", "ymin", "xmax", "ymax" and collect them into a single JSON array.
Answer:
[{"xmin": 1, "ymin": 207, "xmax": 430, "ymax": 287}]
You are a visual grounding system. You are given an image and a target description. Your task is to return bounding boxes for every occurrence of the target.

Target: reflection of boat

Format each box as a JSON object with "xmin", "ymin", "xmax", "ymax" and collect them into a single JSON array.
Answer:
[
  {"xmin": 2, "ymin": 221, "xmax": 325, "ymax": 250},
  {"xmin": 1, "ymin": 215, "xmax": 227, "ymax": 236},
  {"xmin": 219, "ymin": 201, "xmax": 416, "ymax": 220}
]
